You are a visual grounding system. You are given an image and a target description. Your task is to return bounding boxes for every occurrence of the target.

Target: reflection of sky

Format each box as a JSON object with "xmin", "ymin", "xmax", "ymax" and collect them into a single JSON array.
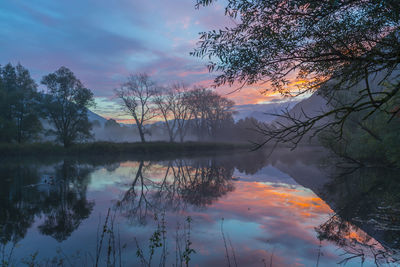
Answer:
[
  {"xmin": 0, "ymin": 0, "xmax": 292, "ymax": 120},
  {"xmin": 234, "ymin": 165, "xmax": 297, "ymax": 185},
  {"xmin": 8, "ymin": 161, "xmax": 382, "ymax": 266}
]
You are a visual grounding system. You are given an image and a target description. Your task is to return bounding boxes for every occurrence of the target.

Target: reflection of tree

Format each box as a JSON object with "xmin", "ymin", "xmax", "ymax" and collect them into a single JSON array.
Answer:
[
  {"xmin": 38, "ymin": 160, "xmax": 94, "ymax": 242},
  {"xmin": 0, "ymin": 160, "xmax": 94, "ymax": 244},
  {"xmin": 316, "ymin": 215, "xmax": 400, "ymax": 265},
  {"xmin": 316, "ymin": 167, "xmax": 400, "ymax": 264},
  {"xmin": 178, "ymin": 159, "xmax": 234, "ymax": 206},
  {"xmin": 117, "ymin": 160, "xmax": 150, "ymax": 224},
  {"xmin": 0, "ymin": 165, "xmax": 42, "ymax": 245},
  {"xmin": 223, "ymin": 150, "xmax": 269, "ymax": 175},
  {"xmin": 117, "ymin": 158, "xmax": 235, "ymax": 224}
]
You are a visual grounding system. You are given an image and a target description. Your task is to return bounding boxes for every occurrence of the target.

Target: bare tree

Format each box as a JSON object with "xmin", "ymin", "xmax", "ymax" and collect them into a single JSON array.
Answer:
[
  {"xmin": 115, "ymin": 74, "xmax": 157, "ymax": 143},
  {"xmin": 171, "ymin": 84, "xmax": 193, "ymax": 142},
  {"xmin": 154, "ymin": 87, "xmax": 178, "ymax": 142},
  {"xmin": 154, "ymin": 83, "xmax": 194, "ymax": 142},
  {"xmin": 186, "ymin": 87, "xmax": 213, "ymax": 141}
]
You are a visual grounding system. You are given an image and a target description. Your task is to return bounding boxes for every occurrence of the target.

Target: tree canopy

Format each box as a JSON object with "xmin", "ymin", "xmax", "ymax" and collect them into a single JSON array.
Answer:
[
  {"xmin": 41, "ymin": 66, "xmax": 94, "ymax": 147},
  {"xmin": 0, "ymin": 63, "xmax": 42, "ymax": 143},
  {"xmin": 193, "ymin": 0, "xmax": 400, "ymax": 147}
]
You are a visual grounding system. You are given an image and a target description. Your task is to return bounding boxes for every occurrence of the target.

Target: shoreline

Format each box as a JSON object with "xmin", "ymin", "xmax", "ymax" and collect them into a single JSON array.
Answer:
[{"xmin": 0, "ymin": 141, "xmax": 251, "ymax": 158}]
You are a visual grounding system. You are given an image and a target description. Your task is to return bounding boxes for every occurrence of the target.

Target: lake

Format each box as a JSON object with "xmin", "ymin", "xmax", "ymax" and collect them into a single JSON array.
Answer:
[{"xmin": 1, "ymin": 147, "xmax": 399, "ymax": 266}]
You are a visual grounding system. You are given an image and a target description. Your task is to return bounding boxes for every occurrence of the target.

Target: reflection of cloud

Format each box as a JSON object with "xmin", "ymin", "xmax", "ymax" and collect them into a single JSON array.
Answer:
[
  {"xmin": 213, "ymin": 181, "xmax": 332, "ymax": 222},
  {"xmin": 183, "ymin": 180, "xmax": 339, "ymax": 266}
]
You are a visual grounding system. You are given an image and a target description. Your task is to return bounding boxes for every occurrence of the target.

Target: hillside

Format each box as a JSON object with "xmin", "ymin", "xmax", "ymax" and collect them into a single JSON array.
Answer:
[
  {"xmin": 273, "ymin": 67, "xmax": 400, "ymax": 128},
  {"xmin": 233, "ymin": 101, "xmax": 299, "ymax": 122}
]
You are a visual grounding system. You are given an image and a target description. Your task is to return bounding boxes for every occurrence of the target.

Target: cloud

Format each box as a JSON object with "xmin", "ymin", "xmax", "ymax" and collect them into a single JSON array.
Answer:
[{"xmin": 0, "ymin": 0, "xmax": 295, "ymax": 119}]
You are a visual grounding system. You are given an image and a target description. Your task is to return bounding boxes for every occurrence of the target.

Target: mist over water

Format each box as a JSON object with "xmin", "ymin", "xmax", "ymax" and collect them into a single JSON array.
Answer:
[{"xmin": 90, "ymin": 123, "xmax": 199, "ymax": 143}]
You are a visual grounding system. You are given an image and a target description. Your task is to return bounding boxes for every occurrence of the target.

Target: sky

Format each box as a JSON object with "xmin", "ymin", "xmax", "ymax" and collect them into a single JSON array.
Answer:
[{"xmin": 0, "ymin": 0, "xmax": 289, "ymax": 121}]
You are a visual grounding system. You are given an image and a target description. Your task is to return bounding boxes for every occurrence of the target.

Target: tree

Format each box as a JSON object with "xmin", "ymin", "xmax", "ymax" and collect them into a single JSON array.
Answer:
[
  {"xmin": 14, "ymin": 64, "xmax": 42, "ymax": 143},
  {"xmin": 115, "ymin": 74, "xmax": 157, "ymax": 143},
  {"xmin": 153, "ymin": 83, "xmax": 193, "ymax": 142},
  {"xmin": 0, "ymin": 63, "xmax": 42, "ymax": 143},
  {"xmin": 186, "ymin": 87, "xmax": 213, "ymax": 141},
  {"xmin": 319, "ymin": 83, "xmax": 400, "ymax": 166},
  {"xmin": 186, "ymin": 87, "xmax": 235, "ymax": 140},
  {"xmin": 193, "ymin": 0, "xmax": 400, "ymax": 147},
  {"xmin": 233, "ymin": 117, "xmax": 264, "ymax": 144},
  {"xmin": 171, "ymin": 84, "xmax": 193, "ymax": 142},
  {"xmin": 41, "ymin": 67, "xmax": 94, "ymax": 147},
  {"xmin": 154, "ymin": 86, "xmax": 178, "ymax": 142},
  {"xmin": 0, "ymin": 64, "xmax": 17, "ymax": 142},
  {"xmin": 206, "ymin": 93, "xmax": 235, "ymax": 139}
]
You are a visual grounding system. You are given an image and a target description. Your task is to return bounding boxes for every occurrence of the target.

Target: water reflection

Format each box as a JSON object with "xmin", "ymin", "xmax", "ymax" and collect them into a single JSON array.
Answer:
[
  {"xmin": 117, "ymin": 159, "xmax": 235, "ymax": 224},
  {"xmin": 0, "ymin": 149, "xmax": 399, "ymax": 266},
  {"xmin": 0, "ymin": 151, "xmax": 268, "ymax": 245},
  {"xmin": 314, "ymin": 167, "xmax": 400, "ymax": 265},
  {"xmin": 0, "ymin": 160, "xmax": 94, "ymax": 244},
  {"xmin": 236, "ymin": 147, "xmax": 400, "ymax": 266}
]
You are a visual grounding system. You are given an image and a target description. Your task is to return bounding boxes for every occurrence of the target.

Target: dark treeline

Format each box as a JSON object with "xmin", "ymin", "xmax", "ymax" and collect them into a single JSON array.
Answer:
[
  {"xmin": 0, "ymin": 63, "xmax": 42, "ymax": 144},
  {"xmin": 317, "ymin": 86, "xmax": 400, "ymax": 168},
  {"xmin": 0, "ymin": 63, "xmax": 94, "ymax": 147},
  {"xmin": 0, "ymin": 63, "xmax": 263, "ymax": 147}
]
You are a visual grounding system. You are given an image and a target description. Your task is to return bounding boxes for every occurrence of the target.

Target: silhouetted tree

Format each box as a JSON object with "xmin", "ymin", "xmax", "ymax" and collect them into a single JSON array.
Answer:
[
  {"xmin": 0, "ymin": 63, "xmax": 42, "ymax": 143},
  {"xmin": 194, "ymin": 0, "xmax": 400, "ymax": 147},
  {"xmin": 186, "ymin": 87, "xmax": 236, "ymax": 141},
  {"xmin": 115, "ymin": 74, "xmax": 157, "ymax": 143},
  {"xmin": 41, "ymin": 67, "xmax": 94, "ymax": 147},
  {"xmin": 171, "ymin": 84, "xmax": 193, "ymax": 142},
  {"xmin": 154, "ymin": 83, "xmax": 195, "ymax": 142},
  {"xmin": 154, "ymin": 87, "xmax": 178, "ymax": 142}
]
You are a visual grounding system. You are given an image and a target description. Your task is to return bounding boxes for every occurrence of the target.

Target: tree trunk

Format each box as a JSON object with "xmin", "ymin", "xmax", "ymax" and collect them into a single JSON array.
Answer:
[
  {"xmin": 137, "ymin": 125, "xmax": 146, "ymax": 143},
  {"xmin": 179, "ymin": 129, "xmax": 184, "ymax": 143},
  {"xmin": 63, "ymin": 132, "xmax": 71, "ymax": 147},
  {"xmin": 63, "ymin": 139, "xmax": 71, "ymax": 148}
]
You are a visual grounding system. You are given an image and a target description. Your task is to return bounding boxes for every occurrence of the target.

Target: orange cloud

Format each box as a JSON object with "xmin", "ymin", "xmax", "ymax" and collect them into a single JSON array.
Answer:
[{"xmin": 177, "ymin": 69, "xmax": 209, "ymax": 77}]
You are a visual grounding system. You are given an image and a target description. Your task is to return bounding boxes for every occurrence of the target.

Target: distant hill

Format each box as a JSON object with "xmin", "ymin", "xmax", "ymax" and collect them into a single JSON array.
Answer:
[
  {"xmin": 233, "ymin": 101, "xmax": 300, "ymax": 122},
  {"xmin": 87, "ymin": 109, "xmax": 108, "ymax": 127},
  {"xmin": 277, "ymin": 67, "xmax": 400, "ymax": 125}
]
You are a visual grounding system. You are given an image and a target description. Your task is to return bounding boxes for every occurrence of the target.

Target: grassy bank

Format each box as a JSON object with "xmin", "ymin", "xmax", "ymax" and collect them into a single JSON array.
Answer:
[{"xmin": 0, "ymin": 141, "xmax": 250, "ymax": 158}]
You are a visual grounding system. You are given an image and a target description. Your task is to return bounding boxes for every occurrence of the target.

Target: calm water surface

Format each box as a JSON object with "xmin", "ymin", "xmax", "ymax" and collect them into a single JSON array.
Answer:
[{"xmin": 1, "ymin": 148, "xmax": 399, "ymax": 266}]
